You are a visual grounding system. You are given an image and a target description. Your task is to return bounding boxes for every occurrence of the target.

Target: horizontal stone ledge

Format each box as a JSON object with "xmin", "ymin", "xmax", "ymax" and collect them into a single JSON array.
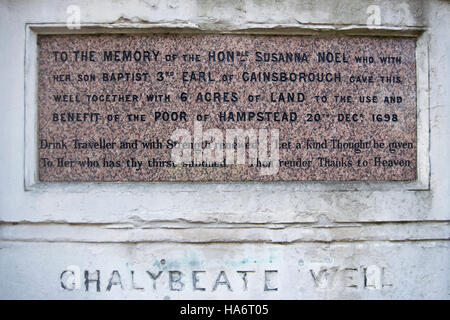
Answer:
[
  {"xmin": 5, "ymin": 188, "xmax": 438, "ymax": 223},
  {"xmin": 29, "ymin": 23, "xmax": 427, "ymax": 35},
  {"xmin": 0, "ymin": 222, "xmax": 448, "ymax": 243}
]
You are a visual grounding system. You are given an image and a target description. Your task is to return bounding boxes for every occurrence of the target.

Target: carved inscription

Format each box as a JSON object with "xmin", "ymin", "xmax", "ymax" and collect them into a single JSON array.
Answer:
[
  {"xmin": 60, "ymin": 264, "xmax": 393, "ymax": 293},
  {"xmin": 38, "ymin": 34, "xmax": 417, "ymax": 181}
]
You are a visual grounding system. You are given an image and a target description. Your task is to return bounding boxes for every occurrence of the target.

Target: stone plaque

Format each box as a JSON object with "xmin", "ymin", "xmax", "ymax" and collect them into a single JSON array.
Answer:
[{"xmin": 38, "ymin": 34, "xmax": 416, "ymax": 181}]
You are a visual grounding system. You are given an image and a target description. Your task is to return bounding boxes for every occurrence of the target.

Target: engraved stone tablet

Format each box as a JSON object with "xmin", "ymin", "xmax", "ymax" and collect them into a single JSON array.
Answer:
[{"xmin": 38, "ymin": 34, "xmax": 416, "ymax": 181}]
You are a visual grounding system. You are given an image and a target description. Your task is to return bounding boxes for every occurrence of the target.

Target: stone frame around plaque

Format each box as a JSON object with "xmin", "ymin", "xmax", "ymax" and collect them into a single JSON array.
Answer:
[{"xmin": 24, "ymin": 23, "xmax": 430, "ymax": 192}]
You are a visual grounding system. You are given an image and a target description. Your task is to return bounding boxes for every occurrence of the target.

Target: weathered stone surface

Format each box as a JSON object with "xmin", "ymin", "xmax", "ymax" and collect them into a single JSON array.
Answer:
[{"xmin": 0, "ymin": 0, "xmax": 449, "ymax": 300}]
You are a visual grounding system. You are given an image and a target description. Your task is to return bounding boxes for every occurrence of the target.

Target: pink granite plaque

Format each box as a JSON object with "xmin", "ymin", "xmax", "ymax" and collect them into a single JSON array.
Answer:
[{"xmin": 38, "ymin": 34, "xmax": 416, "ymax": 181}]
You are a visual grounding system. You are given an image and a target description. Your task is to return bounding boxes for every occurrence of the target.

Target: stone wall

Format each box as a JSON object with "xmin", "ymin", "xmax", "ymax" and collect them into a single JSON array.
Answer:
[{"xmin": 0, "ymin": 0, "xmax": 449, "ymax": 299}]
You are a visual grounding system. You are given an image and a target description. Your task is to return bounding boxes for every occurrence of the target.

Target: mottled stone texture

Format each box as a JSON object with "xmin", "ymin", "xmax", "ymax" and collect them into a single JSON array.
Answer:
[{"xmin": 38, "ymin": 34, "xmax": 416, "ymax": 181}]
